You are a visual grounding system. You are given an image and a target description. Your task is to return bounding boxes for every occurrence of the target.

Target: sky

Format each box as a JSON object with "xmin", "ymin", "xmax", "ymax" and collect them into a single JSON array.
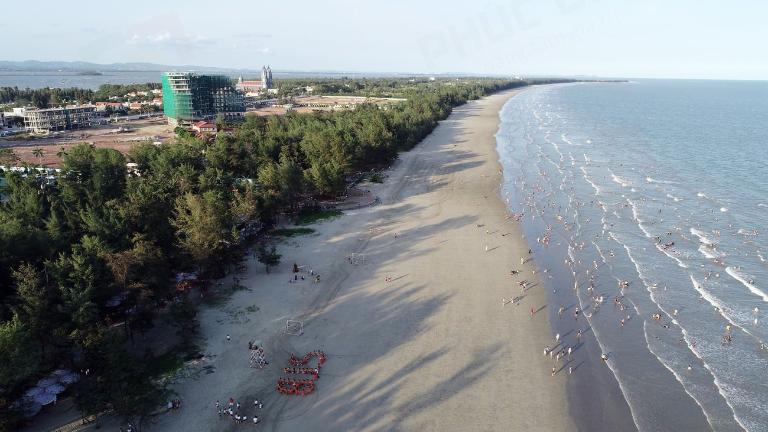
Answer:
[{"xmin": 4, "ymin": 0, "xmax": 768, "ymax": 80}]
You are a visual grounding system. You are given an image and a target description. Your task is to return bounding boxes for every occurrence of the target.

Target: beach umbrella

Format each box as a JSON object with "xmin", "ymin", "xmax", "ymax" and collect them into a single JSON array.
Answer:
[
  {"xmin": 32, "ymin": 391, "xmax": 57, "ymax": 406},
  {"xmin": 24, "ymin": 387, "xmax": 46, "ymax": 398},
  {"xmin": 36, "ymin": 377, "xmax": 58, "ymax": 388},
  {"xmin": 44, "ymin": 383, "xmax": 65, "ymax": 395},
  {"xmin": 59, "ymin": 372, "xmax": 80, "ymax": 384}
]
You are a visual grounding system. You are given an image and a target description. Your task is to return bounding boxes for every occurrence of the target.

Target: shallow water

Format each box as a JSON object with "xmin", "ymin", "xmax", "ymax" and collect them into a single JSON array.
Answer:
[{"xmin": 497, "ymin": 81, "xmax": 768, "ymax": 432}]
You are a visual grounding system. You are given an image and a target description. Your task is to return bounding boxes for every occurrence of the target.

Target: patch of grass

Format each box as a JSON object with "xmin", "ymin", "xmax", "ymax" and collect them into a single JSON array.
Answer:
[
  {"xmin": 146, "ymin": 349, "xmax": 186, "ymax": 379},
  {"xmin": 232, "ymin": 281, "xmax": 250, "ymax": 292},
  {"xmin": 295, "ymin": 209, "xmax": 342, "ymax": 225},
  {"xmin": 369, "ymin": 172, "xmax": 384, "ymax": 183},
  {"xmin": 271, "ymin": 227, "xmax": 315, "ymax": 237},
  {"xmin": 201, "ymin": 293, "xmax": 227, "ymax": 307}
]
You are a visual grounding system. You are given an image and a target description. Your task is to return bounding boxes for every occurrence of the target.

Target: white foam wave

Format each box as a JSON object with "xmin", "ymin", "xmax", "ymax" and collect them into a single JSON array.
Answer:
[
  {"xmin": 580, "ymin": 166, "xmax": 601, "ymax": 196},
  {"xmin": 655, "ymin": 243, "xmax": 689, "ymax": 268},
  {"xmin": 726, "ymin": 266, "xmax": 768, "ymax": 302},
  {"xmin": 611, "ymin": 173, "xmax": 631, "ymax": 188},
  {"xmin": 573, "ymin": 275, "xmax": 643, "ymax": 432},
  {"xmin": 666, "ymin": 193, "xmax": 682, "ymax": 202},
  {"xmin": 679, "ymin": 325, "xmax": 750, "ymax": 432},
  {"xmin": 721, "ymin": 207, "xmax": 729, "ymax": 213},
  {"xmin": 690, "ymin": 276, "xmax": 732, "ymax": 323},
  {"xmin": 698, "ymin": 245, "xmax": 723, "ymax": 260},
  {"xmin": 646, "ymin": 176, "xmax": 676, "ymax": 184},
  {"xmin": 689, "ymin": 275, "xmax": 759, "ymax": 341},
  {"xmin": 690, "ymin": 228, "xmax": 715, "ymax": 246},
  {"xmin": 642, "ymin": 321, "xmax": 719, "ymax": 432}
]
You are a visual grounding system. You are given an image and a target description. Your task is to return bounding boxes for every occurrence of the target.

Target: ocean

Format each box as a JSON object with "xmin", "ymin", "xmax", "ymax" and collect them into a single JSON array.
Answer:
[
  {"xmin": 0, "ymin": 71, "xmax": 166, "ymax": 89},
  {"xmin": 496, "ymin": 81, "xmax": 768, "ymax": 432},
  {"xmin": 0, "ymin": 70, "xmax": 423, "ymax": 90}
]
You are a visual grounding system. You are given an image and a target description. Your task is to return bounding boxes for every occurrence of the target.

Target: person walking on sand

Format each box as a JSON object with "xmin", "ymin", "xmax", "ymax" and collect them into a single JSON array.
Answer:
[
  {"xmin": 567, "ymin": 346, "xmax": 572, "ymax": 360},
  {"xmin": 577, "ymin": 329, "xmax": 582, "ymax": 343},
  {"xmin": 555, "ymin": 333, "xmax": 561, "ymax": 343}
]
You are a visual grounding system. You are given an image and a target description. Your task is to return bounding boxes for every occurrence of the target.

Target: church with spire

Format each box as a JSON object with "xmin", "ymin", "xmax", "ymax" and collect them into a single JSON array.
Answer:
[{"xmin": 236, "ymin": 65, "xmax": 274, "ymax": 95}]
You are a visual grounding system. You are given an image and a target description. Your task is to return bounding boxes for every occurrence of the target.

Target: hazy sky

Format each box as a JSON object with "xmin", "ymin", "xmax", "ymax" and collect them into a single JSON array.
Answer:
[{"xmin": 5, "ymin": 0, "xmax": 767, "ymax": 79}]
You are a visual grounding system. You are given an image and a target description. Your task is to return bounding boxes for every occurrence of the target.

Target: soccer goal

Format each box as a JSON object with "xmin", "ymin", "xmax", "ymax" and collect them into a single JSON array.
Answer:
[
  {"xmin": 285, "ymin": 320, "xmax": 304, "ymax": 336},
  {"xmin": 348, "ymin": 253, "xmax": 367, "ymax": 265},
  {"xmin": 249, "ymin": 347, "xmax": 267, "ymax": 368}
]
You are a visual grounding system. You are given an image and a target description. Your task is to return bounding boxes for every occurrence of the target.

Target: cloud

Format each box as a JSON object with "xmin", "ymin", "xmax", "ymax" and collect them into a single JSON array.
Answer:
[
  {"xmin": 232, "ymin": 32, "xmax": 272, "ymax": 39},
  {"xmin": 229, "ymin": 43, "xmax": 272, "ymax": 54},
  {"xmin": 127, "ymin": 32, "xmax": 215, "ymax": 48}
]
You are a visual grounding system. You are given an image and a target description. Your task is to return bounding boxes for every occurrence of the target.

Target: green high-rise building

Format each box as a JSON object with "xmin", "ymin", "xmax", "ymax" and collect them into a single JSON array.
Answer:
[{"xmin": 161, "ymin": 72, "xmax": 244, "ymax": 126}]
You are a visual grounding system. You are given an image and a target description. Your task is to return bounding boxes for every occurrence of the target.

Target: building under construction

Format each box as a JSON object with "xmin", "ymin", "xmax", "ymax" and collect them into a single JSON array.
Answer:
[
  {"xmin": 161, "ymin": 73, "xmax": 244, "ymax": 126},
  {"xmin": 23, "ymin": 106, "xmax": 96, "ymax": 133}
]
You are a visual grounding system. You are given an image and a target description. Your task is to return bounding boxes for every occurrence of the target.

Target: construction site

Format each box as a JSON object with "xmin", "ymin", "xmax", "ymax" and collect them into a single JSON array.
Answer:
[{"xmin": 0, "ymin": 117, "xmax": 173, "ymax": 167}]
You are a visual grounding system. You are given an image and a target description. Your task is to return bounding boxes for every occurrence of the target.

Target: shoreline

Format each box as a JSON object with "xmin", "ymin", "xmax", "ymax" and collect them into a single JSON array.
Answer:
[
  {"xmin": 494, "ymin": 87, "xmax": 639, "ymax": 432},
  {"xmin": 495, "ymin": 88, "xmax": 637, "ymax": 432},
  {"xmin": 495, "ymin": 84, "xmax": 716, "ymax": 432},
  {"xmin": 153, "ymin": 88, "xmax": 576, "ymax": 431}
]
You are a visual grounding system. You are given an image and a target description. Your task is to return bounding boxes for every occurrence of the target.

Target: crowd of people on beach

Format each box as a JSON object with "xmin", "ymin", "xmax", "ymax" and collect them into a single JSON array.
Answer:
[
  {"xmin": 289, "ymin": 262, "xmax": 321, "ymax": 283},
  {"xmin": 215, "ymin": 397, "xmax": 263, "ymax": 425},
  {"xmin": 504, "ymin": 160, "xmax": 768, "ymax": 388}
]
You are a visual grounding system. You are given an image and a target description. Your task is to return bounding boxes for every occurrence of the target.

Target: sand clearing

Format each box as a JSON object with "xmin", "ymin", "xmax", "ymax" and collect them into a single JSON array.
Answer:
[{"xmin": 156, "ymin": 88, "xmax": 575, "ymax": 431}]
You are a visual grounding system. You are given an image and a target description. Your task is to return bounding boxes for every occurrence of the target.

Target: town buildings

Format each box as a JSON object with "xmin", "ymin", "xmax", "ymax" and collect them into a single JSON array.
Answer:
[
  {"xmin": 23, "ymin": 106, "xmax": 96, "ymax": 133},
  {"xmin": 192, "ymin": 120, "xmax": 216, "ymax": 134},
  {"xmin": 161, "ymin": 72, "xmax": 244, "ymax": 126},
  {"xmin": 94, "ymin": 101, "xmax": 124, "ymax": 111}
]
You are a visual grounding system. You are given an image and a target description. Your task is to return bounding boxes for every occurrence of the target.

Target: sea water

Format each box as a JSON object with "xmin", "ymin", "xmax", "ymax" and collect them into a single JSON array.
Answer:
[{"xmin": 497, "ymin": 80, "xmax": 768, "ymax": 432}]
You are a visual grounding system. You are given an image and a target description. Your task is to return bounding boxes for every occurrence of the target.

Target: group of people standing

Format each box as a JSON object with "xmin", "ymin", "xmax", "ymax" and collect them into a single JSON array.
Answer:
[{"xmin": 215, "ymin": 397, "xmax": 263, "ymax": 425}]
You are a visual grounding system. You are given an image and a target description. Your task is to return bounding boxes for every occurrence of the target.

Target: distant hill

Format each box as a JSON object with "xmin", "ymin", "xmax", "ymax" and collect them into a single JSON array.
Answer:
[{"xmin": 0, "ymin": 60, "xmax": 259, "ymax": 73}]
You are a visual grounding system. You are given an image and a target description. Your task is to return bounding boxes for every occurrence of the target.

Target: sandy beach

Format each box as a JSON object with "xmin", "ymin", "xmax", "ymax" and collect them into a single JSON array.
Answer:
[{"xmin": 155, "ymin": 88, "xmax": 576, "ymax": 431}]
